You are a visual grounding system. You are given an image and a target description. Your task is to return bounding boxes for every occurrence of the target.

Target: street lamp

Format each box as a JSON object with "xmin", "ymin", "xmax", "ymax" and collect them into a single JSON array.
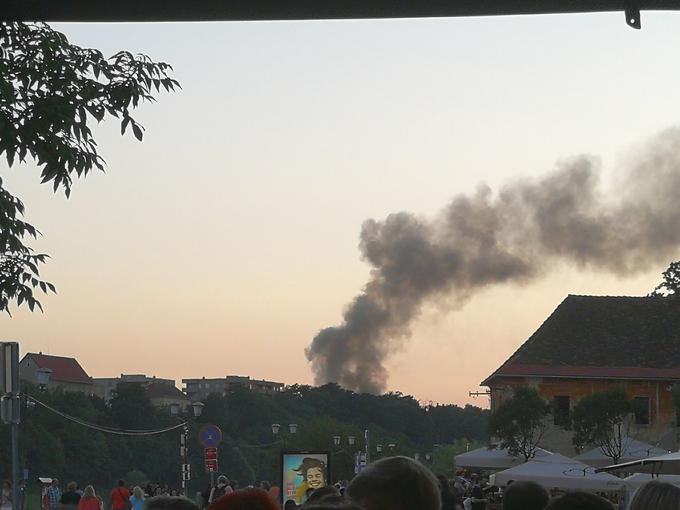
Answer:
[
  {"xmin": 333, "ymin": 435, "xmax": 341, "ymax": 447},
  {"xmin": 348, "ymin": 436, "xmax": 356, "ymax": 447},
  {"xmin": 192, "ymin": 402, "xmax": 204, "ymax": 418},
  {"xmin": 272, "ymin": 423, "xmax": 297, "ymax": 436},
  {"xmin": 387, "ymin": 443, "xmax": 396, "ymax": 453},
  {"xmin": 376, "ymin": 444, "xmax": 383, "ymax": 455}
]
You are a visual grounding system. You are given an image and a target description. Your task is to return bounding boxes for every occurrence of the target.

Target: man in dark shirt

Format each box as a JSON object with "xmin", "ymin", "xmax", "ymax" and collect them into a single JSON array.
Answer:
[{"xmin": 60, "ymin": 482, "xmax": 82, "ymax": 510}]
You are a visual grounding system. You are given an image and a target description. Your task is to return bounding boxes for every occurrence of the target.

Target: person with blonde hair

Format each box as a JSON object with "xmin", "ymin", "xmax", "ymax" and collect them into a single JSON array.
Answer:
[
  {"xmin": 77, "ymin": 487, "xmax": 101, "ymax": 510},
  {"xmin": 130, "ymin": 487, "xmax": 145, "ymax": 510}
]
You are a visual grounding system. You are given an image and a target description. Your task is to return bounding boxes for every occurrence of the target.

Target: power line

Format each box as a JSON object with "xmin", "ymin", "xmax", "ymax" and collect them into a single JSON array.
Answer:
[{"xmin": 27, "ymin": 394, "xmax": 188, "ymax": 436}]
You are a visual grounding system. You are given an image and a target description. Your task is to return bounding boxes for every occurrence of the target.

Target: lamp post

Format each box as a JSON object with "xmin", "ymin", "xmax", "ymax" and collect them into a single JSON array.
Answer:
[
  {"xmin": 170, "ymin": 401, "xmax": 204, "ymax": 497},
  {"xmin": 272, "ymin": 422, "xmax": 297, "ymax": 452},
  {"xmin": 376, "ymin": 444, "xmax": 383, "ymax": 458}
]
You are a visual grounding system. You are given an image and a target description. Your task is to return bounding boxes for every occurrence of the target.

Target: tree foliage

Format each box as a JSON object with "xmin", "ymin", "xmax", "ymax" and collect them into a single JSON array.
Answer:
[
  {"xmin": 0, "ymin": 21, "xmax": 179, "ymax": 314},
  {"xmin": 0, "ymin": 383, "xmax": 489, "ymax": 492},
  {"xmin": 650, "ymin": 261, "xmax": 680, "ymax": 297},
  {"xmin": 488, "ymin": 387, "xmax": 551, "ymax": 461},
  {"xmin": 571, "ymin": 388, "xmax": 634, "ymax": 463}
]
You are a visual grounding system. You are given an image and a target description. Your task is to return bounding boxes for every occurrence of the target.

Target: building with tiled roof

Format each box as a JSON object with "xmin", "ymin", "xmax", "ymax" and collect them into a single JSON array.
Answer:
[
  {"xmin": 93, "ymin": 374, "xmax": 189, "ymax": 410},
  {"xmin": 483, "ymin": 295, "xmax": 680, "ymax": 453},
  {"xmin": 20, "ymin": 352, "xmax": 94, "ymax": 394}
]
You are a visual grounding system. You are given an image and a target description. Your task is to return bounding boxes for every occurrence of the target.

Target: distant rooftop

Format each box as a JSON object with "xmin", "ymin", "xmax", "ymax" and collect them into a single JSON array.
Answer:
[
  {"xmin": 23, "ymin": 352, "xmax": 93, "ymax": 385},
  {"xmin": 483, "ymin": 295, "xmax": 680, "ymax": 385}
]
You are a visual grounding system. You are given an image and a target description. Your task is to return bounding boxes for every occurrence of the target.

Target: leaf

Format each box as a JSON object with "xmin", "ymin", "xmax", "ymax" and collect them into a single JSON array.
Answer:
[{"xmin": 132, "ymin": 123, "xmax": 143, "ymax": 141}]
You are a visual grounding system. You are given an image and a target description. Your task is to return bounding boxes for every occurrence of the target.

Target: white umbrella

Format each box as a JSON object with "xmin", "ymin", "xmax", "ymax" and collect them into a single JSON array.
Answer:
[
  {"xmin": 597, "ymin": 451, "xmax": 680, "ymax": 475},
  {"xmin": 576, "ymin": 439, "xmax": 669, "ymax": 468},
  {"xmin": 454, "ymin": 445, "xmax": 553, "ymax": 470},
  {"xmin": 624, "ymin": 473, "xmax": 680, "ymax": 488},
  {"xmin": 493, "ymin": 453, "xmax": 627, "ymax": 491}
]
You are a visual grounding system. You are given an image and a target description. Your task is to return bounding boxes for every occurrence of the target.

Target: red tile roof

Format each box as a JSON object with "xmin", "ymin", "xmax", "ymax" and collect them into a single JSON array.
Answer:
[
  {"xmin": 482, "ymin": 295, "xmax": 680, "ymax": 386},
  {"xmin": 25, "ymin": 353, "xmax": 93, "ymax": 384}
]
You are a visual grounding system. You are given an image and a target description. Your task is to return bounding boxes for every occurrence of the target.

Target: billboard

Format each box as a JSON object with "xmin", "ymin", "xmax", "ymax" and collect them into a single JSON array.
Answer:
[{"xmin": 280, "ymin": 451, "xmax": 330, "ymax": 505}]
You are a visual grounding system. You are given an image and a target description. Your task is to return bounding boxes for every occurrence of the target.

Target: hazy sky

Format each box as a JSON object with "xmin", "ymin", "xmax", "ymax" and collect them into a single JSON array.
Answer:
[{"xmin": 3, "ymin": 12, "xmax": 680, "ymax": 405}]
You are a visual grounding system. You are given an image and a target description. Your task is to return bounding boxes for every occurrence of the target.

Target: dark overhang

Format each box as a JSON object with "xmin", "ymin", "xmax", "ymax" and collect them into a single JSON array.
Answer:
[{"xmin": 2, "ymin": 0, "xmax": 679, "ymax": 29}]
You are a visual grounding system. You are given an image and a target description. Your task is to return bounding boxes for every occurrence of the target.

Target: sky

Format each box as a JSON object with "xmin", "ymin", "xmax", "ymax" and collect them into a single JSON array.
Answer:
[{"xmin": 3, "ymin": 12, "xmax": 680, "ymax": 406}]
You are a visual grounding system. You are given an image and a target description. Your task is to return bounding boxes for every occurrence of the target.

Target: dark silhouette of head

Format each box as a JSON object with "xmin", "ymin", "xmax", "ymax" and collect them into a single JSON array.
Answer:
[
  {"xmin": 502, "ymin": 481, "xmax": 549, "ymax": 510},
  {"xmin": 546, "ymin": 492, "xmax": 614, "ymax": 510},
  {"xmin": 208, "ymin": 489, "xmax": 279, "ymax": 510},
  {"xmin": 347, "ymin": 456, "xmax": 441, "ymax": 510},
  {"xmin": 629, "ymin": 480, "xmax": 680, "ymax": 510},
  {"xmin": 304, "ymin": 486, "xmax": 340, "ymax": 506},
  {"xmin": 146, "ymin": 496, "xmax": 200, "ymax": 510},
  {"xmin": 283, "ymin": 500, "xmax": 298, "ymax": 510}
]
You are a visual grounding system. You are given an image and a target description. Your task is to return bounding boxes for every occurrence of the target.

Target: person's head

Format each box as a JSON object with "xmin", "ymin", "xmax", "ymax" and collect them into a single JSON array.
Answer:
[
  {"xmin": 217, "ymin": 476, "xmax": 229, "ymax": 487},
  {"xmin": 303, "ymin": 486, "xmax": 340, "ymax": 506},
  {"xmin": 545, "ymin": 492, "xmax": 614, "ymax": 510},
  {"xmin": 118, "ymin": 480, "xmax": 126, "ymax": 488},
  {"xmin": 52, "ymin": 479, "xmax": 60, "ymax": 487},
  {"xmin": 347, "ymin": 456, "xmax": 441, "ymax": 510},
  {"xmin": 146, "ymin": 496, "xmax": 200, "ymax": 510},
  {"xmin": 295, "ymin": 458, "xmax": 327, "ymax": 490},
  {"xmin": 284, "ymin": 500, "xmax": 298, "ymax": 510},
  {"xmin": 134, "ymin": 487, "xmax": 145, "ymax": 500},
  {"xmin": 67, "ymin": 482, "xmax": 78, "ymax": 493},
  {"xmin": 259, "ymin": 482, "xmax": 270, "ymax": 492},
  {"xmin": 83, "ymin": 486, "xmax": 96, "ymax": 499},
  {"xmin": 503, "ymin": 481, "xmax": 549, "ymax": 510},
  {"xmin": 207, "ymin": 488, "xmax": 279, "ymax": 510},
  {"xmin": 629, "ymin": 480, "xmax": 680, "ymax": 510}
]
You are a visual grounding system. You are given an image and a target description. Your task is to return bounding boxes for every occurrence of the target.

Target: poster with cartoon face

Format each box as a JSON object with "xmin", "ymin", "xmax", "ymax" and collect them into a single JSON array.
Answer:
[{"xmin": 281, "ymin": 452, "xmax": 330, "ymax": 504}]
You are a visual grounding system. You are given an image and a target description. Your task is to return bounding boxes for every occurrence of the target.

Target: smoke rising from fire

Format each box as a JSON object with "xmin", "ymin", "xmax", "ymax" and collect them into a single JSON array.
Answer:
[{"xmin": 305, "ymin": 128, "xmax": 680, "ymax": 394}]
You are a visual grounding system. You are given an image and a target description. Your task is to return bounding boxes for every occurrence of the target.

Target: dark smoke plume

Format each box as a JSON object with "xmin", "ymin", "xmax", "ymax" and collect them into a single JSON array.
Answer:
[{"xmin": 306, "ymin": 128, "xmax": 680, "ymax": 394}]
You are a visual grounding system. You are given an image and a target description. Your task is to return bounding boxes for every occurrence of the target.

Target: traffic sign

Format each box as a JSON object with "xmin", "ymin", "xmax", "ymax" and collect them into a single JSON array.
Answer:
[
  {"xmin": 199, "ymin": 424, "xmax": 223, "ymax": 448},
  {"xmin": 205, "ymin": 459, "xmax": 218, "ymax": 472}
]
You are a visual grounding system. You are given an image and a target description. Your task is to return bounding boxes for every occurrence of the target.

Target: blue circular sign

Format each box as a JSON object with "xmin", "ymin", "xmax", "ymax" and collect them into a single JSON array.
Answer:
[{"xmin": 199, "ymin": 424, "xmax": 223, "ymax": 448}]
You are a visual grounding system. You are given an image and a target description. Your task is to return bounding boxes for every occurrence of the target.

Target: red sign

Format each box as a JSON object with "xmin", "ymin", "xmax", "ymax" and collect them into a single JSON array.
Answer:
[{"xmin": 204, "ymin": 447, "xmax": 218, "ymax": 472}]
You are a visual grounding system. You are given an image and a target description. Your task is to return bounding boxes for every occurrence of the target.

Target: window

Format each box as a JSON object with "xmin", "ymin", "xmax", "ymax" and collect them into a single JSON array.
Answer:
[
  {"xmin": 553, "ymin": 396, "xmax": 570, "ymax": 426},
  {"xmin": 633, "ymin": 396, "xmax": 650, "ymax": 425}
]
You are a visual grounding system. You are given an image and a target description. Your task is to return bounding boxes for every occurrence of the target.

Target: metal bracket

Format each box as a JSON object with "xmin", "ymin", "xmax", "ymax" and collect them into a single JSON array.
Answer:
[{"xmin": 625, "ymin": 8, "xmax": 641, "ymax": 29}]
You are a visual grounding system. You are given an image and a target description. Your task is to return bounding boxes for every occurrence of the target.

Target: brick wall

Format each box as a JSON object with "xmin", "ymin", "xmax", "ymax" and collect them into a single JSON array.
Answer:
[{"xmin": 488, "ymin": 376, "xmax": 679, "ymax": 454}]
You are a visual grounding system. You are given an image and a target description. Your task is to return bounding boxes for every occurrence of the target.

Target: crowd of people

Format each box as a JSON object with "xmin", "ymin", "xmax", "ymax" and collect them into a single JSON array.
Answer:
[{"xmin": 4, "ymin": 456, "xmax": 680, "ymax": 510}]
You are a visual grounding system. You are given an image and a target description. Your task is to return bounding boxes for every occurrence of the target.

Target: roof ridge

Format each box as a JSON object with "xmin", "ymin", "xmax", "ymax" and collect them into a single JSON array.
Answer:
[
  {"xmin": 566, "ymin": 294, "xmax": 650, "ymax": 299},
  {"xmin": 27, "ymin": 352, "xmax": 79, "ymax": 360}
]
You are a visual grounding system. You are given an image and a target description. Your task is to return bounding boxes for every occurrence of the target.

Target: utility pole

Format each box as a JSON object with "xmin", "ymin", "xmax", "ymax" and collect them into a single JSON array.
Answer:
[
  {"xmin": 1, "ymin": 342, "xmax": 21, "ymax": 510},
  {"xmin": 180, "ymin": 425, "xmax": 190, "ymax": 497},
  {"xmin": 364, "ymin": 429, "xmax": 370, "ymax": 465}
]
